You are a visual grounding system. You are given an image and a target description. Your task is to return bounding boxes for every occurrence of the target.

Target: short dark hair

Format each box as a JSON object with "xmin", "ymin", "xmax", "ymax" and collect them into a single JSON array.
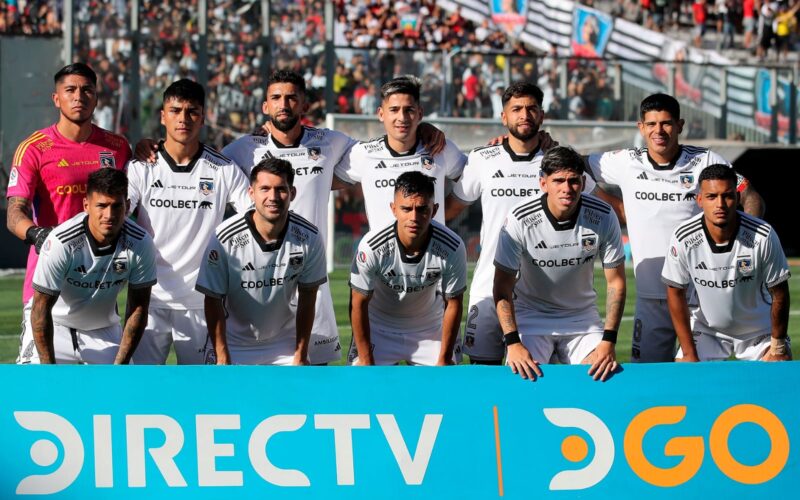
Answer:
[
  {"xmin": 540, "ymin": 146, "xmax": 585, "ymax": 176},
  {"xmin": 250, "ymin": 157, "xmax": 295, "ymax": 187},
  {"xmin": 394, "ymin": 171, "xmax": 435, "ymax": 198},
  {"xmin": 87, "ymin": 168, "xmax": 127, "ymax": 198},
  {"xmin": 501, "ymin": 81, "xmax": 544, "ymax": 107},
  {"xmin": 54, "ymin": 63, "xmax": 97, "ymax": 87},
  {"xmin": 267, "ymin": 70, "xmax": 306, "ymax": 96},
  {"xmin": 381, "ymin": 76, "xmax": 421, "ymax": 103},
  {"xmin": 163, "ymin": 78, "xmax": 205, "ymax": 108},
  {"xmin": 640, "ymin": 93, "xmax": 681, "ymax": 121},
  {"xmin": 699, "ymin": 164, "xmax": 737, "ymax": 187}
]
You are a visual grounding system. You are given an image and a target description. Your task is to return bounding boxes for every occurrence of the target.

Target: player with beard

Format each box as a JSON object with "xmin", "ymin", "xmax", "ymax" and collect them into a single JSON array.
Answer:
[
  {"xmin": 8, "ymin": 63, "xmax": 131, "ymax": 364},
  {"xmin": 446, "ymin": 82, "xmax": 596, "ymax": 365}
]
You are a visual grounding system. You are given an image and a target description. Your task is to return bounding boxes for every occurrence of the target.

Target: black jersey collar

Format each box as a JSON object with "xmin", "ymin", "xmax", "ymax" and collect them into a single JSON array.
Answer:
[
  {"xmin": 394, "ymin": 221, "xmax": 433, "ymax": 264},
  {"xmin": 646, "ymin": 145, "xmax": 683, "ymax": 171},
  {"xmin": 541, "ymin": 194, "xmax": 581, "ymax": 231},
  {"xmin": 270, "ymin": 127, "xmax": 306, "ymax": 148},
  {"xmin": 158, "ymin": 141, "xmax": 205, "ymax": 173},
  {"xmin": 83, "ymin": 215, "xmax": 121, "ymax": 257},
  {"xmin": 244, "ymin": 209, "xmax": 289, "ymax": 252},
  {"xmin": 701, "ymin": 215, "xmax": 740, "ymax": 254},
  {"xmin": 384, "ymin": 136, "xmax": 421, "ymax": 157},
  {"xmin": 502, "ymin": 137, "xmax": 540, "ymax": 162}
]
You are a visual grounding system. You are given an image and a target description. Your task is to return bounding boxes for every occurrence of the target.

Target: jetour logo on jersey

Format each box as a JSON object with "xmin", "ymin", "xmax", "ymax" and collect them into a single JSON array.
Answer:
[{"xmin": 544, "ymin": 404, "xmax": 789, "ymax": 490}]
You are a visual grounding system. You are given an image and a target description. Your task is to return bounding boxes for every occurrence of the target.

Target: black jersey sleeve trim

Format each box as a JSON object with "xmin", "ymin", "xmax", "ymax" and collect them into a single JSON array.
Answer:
[
  {"xmin": 348, "ymin": 282, "xmax": 373, "ymax": 297},
  {"xmin": 195, "ymin": 284, "xmax": 224, "ymax": 299},
  {"xmin": 129, "ymin": 279, "xmax": 157, "ymax": 290},
  {"xmin": 443, "ymin": 286, "xmax": 467, "ymax": 300},
  {"xmin": 494, "ymin": 260, "xmax": 518, "ymax": 275},
  {"xmin": 299, "ymin": 276, "xmax": 328, "ymax": 290},
  {"xmin": 602, "ymin": 258, "xmax": 626, "ymax": 269},
  {"xmin": 32, "ymin": 282, "xmax": 60, "ymax": 297},
  {"xmin": 661, "ymin": 276, "xmax": 688, "ymax": 289},
  {"xmin": 766, "ymin": 272, "xmax": 791, "ymax": 289}
]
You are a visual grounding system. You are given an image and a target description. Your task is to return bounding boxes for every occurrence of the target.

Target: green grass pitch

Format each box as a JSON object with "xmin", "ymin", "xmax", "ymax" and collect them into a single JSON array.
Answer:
[{"xmin": 0, "ymin": 265, "xmax": 797, "ymax": 364}]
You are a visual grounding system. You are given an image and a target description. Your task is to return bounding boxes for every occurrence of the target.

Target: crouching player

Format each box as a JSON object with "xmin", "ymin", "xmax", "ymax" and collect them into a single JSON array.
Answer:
[
  {"xmin": 663, "ymin": 164, "xmax": 792, "ymax": 361},
  {"xmin": 349, "ymin": 171, "xmax": 467, "ymax": 365},
  {"xmin": 196, "ymin": 158, "xmax": 327, "ymax": 364},
  {"xmin": 29, "ymin": 168, "xmax": 156, "ymax": 364},
  {"xmin": 494, "ymin": 146, "xmax": 626, "ymax": 381}
]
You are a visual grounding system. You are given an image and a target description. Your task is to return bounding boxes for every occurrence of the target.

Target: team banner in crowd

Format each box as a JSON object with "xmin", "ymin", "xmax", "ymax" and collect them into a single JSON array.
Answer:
[{"xmin": 0, "ymin": 364, "xmax": 797, "ymax": 498}]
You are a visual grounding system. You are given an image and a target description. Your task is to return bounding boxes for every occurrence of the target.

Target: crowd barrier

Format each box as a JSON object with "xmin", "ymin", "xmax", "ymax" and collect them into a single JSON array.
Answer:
[{"xmin": 1, "ymin": 363, "xmax": 797, "ymax": 498}]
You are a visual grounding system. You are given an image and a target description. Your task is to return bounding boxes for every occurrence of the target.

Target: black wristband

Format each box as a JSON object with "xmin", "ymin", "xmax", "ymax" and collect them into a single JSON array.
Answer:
[
  {"xmin": 602, "ymin": 329, "xmax": 618, "ymax": 344},
  {"xmin": 503, "ymin": 330, "xmax": 521, "ymax": 346},
  {"xmin": 24, "ymin": 226, "xmax": 39, "ymax": 245}
]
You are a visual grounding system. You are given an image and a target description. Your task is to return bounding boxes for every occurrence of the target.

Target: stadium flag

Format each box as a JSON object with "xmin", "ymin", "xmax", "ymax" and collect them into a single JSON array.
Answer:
[{"xmin": 0, "ymin": 364, "xmax": 797, "ymax": 497}]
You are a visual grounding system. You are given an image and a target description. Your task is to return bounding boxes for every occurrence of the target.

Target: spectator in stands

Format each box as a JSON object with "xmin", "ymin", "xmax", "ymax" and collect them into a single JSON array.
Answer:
[{"xmin": 692, "ymin": 0, "xmax": 708, "ymax": 48}]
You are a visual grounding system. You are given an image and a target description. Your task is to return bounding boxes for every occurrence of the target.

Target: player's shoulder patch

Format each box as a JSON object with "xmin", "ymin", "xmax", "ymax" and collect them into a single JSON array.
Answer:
[
  {"xmin": 739, "ymin": 212, "xmax": 771, "ymax": 239},
  {"xmin": 511, "ymin": 197, "xmax": 544, "ymax": 220},
  {"xmin": 13, "ymin": 131, "xmax": 48, "ymax": 166},
  {"xmin": 675, "ymin": 215, "xmax": 704, "ymax": 242},
  {"xmin": 581, "ymin": 194, "xmax": 611, "ymax": 215},
  {"xmin": 288, "ymin": 212, "xmax": 319, "ymax": 235},
  {"xmin": 358, "ymin": 136, "xmax": 386, "ymax": 154},
  {"xmin": 469, "ymin": 143, "xmax": 502, "ymax": 160},
  {"xmin": 202, "ymin": 145, "xmax": 234, "ymax": 167},
  {"xmin": 431, "ymin": 223, "xmax": 461, "ymax": 253},
  {"xmin": 54, "ymin": 219, "xmax": 85, "ymax": 244},
  {"xmin": 122, "ymin": 221, "xmax": 147, "ymax": 241},
  {"xmin": 216, "ymin": 215, "xmax": 249, "ymax": 244},
  {"xmin": 681, "ymin": 145, "xmax": 709, "ymax": 155},
  {"xmin": 366, "ymin": 224, "xmax": 395, "ymax": 251}
]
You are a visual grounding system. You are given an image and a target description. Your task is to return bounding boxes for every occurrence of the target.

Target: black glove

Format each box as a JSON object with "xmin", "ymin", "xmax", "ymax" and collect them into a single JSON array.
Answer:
[{"xmin": 25, "ymin": 226, "xmax": 52, "ymax": 254}]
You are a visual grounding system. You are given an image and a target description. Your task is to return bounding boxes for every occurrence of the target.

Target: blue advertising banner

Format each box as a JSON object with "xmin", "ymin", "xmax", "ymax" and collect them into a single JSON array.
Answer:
[{"xmin": 1, "ymin": 364, "xmax": 797, "ymax": 498}]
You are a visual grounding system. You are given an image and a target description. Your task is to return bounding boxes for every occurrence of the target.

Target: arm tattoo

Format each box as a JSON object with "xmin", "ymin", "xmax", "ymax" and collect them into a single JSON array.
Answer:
[
  {"xmin": 498, "ymin": 301, "xmax": 516, "ymax": 331},
  {"xmin": 7, "ymin": 196, "xmax": 32, "ymax": 233},
  {"xmin": 605, "ymin": 286, "xmax": 625, "ymax": 330}
]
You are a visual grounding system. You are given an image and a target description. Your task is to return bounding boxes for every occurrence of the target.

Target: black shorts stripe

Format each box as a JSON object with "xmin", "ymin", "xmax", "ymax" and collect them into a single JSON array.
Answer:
[
  {"xmin": 367, "ymin": 225, "xmax": 395, "ymax": 246},
  {"xmin": 218, "ymin": 220, "xmax": 248, "ymax": 243}
]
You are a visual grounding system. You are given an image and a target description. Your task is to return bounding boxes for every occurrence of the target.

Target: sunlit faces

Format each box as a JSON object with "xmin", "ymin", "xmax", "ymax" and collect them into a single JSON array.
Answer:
[
  {"xmin": 637, "ymin": 110, "xmax": 684, "ymax": 163},
  {"xmin": 502, "ymin": 95, "xmax": 543, "ymax": 142},
  {"xmin": 378, "ymin": 94, "xmax": 423, "ymax": 148},
  {"xmin": 83, "ymin": 192, "xmax": 128, "ymax": 245},
  {"xmin": 698, "ymin": 178, "xmax": 739, "ymax": 229},
  {"xmin": 53, "ymin": 75, "xmax": 97, "ymax": 125},
  {"xmin": 249, "ymin": 171, "xmax": 296, "ymax": 224},
  {"xmin": 161, "ymin": 98, "xmax": 204, "ymax": 145},
  {"xmin": 391, "ymin": 191, "xmax": 438, "ymax": 241},
  {"xmin": 263, "ymin": 82, "xmax": 307, "ymax": 132},
  {"xmin": 540, "ymin": 169, "xmax": 585, "ymax": 220}
]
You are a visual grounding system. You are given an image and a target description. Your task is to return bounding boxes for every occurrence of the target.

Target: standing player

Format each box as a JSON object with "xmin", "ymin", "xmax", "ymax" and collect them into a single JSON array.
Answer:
[
  {"xmin": 127, "ymin": 79, "xmax": 252, "ymax": 364},
  {"xmin": 349, "ymin": 172, "xmax": 467, "ymax": 366},
  {"xmin": 195, "ymin": 158, "xmax": 327, "ymax": 365},
  {"xmin": 7, "ymin": 63, "xmax": 131, "ymax": 363},
  {"xmin": 662, "ymin": 165, "xmax": 791, "ymax": 361},
  {"xmin": 446, "ymin": 82, "xmax": 597, "ymax": 365},
  {"xmin": 29, "ymin": 169, "xmax": 156, "ymax": 364},
  {"xmin": 338, "ymin": 76, "xmax": 467, "ymax": 230},
  {"xmin": 494, "ymin": 147, "xmax": 626, "ymax": 381},
  {"xmin": 587, "ymin": 93, "xmax": 764, "ymax": 362}
]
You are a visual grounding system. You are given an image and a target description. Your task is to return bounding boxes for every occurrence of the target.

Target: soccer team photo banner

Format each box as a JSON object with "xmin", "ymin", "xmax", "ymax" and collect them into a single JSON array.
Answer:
[{"xmin": 0, "ymin": 364, "xmax": 797, "ymax": 498}]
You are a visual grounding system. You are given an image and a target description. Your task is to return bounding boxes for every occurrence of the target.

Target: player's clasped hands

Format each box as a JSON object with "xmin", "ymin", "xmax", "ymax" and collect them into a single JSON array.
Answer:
[{"xmin": 506, "ymin": 343, "xmax": 543, "ymax": 380}]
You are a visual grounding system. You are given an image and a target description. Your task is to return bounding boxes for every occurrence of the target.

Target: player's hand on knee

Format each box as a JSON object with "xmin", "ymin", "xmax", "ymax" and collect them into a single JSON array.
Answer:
[
  {"xmin": 506, "ymin": 344, "xmax": 542, "ymax": 380},
  {"xmin": 134, "ymin": 138, "xmax": 158, "ymax": 162},
  {"xmin": 586, "ymin": 341, "xmax": 618, "ymax": 382}
]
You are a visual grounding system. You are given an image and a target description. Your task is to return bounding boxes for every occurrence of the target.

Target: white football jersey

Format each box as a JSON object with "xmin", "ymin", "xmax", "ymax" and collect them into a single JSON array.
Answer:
[
  {"xmin": 127, "ymin": 144, "xmax": 251, "ymax": 309},
  {"xmin": 338, "ymin": 136, "xmax": 467, "ymax": 229},
  {"xmin": 349, "ymin": 220, "xmax": 467, "ymax": 334},
  {"xmin": 494, "ymin": 194, "xmax": 625, "ymax": 331},
  {"xmin": 662, "ymin": 212, "xmax": 790, "ymax": 339},
  {"xmin": 222, "ymin": 126, "xmax": 358, "ymax": 243},
  {"xmin": 452, "ymin": 139, "xmax": 597, "ymax": 299},
  {"xmin": 195, "ymin": 210, "xmax": 328, "ymax": 347},
  {"xmin": 587, "ymin": 145, "xmax": 744, "ymax": 299},
  {"xmin": 32, "ymin": 213, "xmax": 157, "ymax": 331}
]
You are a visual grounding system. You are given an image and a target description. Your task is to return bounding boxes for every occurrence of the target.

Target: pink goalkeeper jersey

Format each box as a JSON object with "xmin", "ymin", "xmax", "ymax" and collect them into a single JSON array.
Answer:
[{"xmin": 6, "ymin": 124, "xmax": 131, "ymax": 303}]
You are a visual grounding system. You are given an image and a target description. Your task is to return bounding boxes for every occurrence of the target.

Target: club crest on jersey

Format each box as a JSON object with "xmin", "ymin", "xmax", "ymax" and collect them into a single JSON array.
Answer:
[
  {"xmin": 581, "ymin": 235, "xmax": 597, "ymax": 253},
  {"xmin": 737, "ymin": 256, "xmax": 753, "ymax": 275},
  {"xmin": 112, "ymin": 259, "xmax": 127, "ymax": 274},
  {"xmin": 421, "ymin": 156, "xmax": 434, "ymax": 170},
  {"xmin": 199, "ymin": 179, "xmax": 214, "ymax": 195},
  {"xmin": 307, "ymin": 147, "xmax": 321, "ymax": 161},
  {"xmin": 289, "ymin": 253, "xmax": 304, "ymax": 268},
  {"xmin": 99, "ymin": 152, "xmax": 116, "ymax": 169},
  {"xmin": 680, "ymin": 174, "xmax": 694, "ymax": 189}
]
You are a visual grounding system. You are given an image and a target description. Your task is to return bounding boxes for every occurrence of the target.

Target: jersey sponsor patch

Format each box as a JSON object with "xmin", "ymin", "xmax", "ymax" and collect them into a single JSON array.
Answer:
[{"xmin": 8, "ymin": 167, "xmax": 18, "ymax": 187}]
